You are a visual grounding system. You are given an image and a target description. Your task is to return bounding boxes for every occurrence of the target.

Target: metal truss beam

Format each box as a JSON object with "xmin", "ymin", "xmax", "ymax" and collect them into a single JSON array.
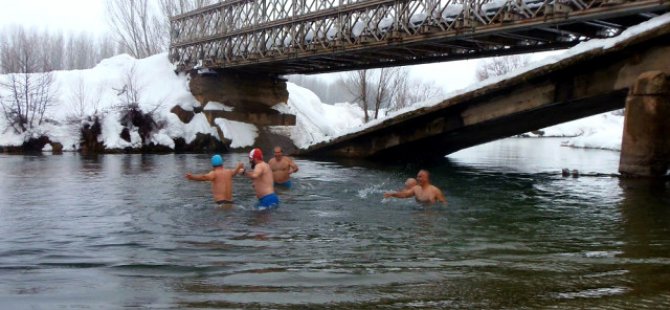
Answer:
[{"xmin": 170, "ymin": 0, "xmax": 670, "ymax": 74}]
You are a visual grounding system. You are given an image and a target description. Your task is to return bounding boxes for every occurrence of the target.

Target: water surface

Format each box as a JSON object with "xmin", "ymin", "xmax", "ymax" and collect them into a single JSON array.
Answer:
[{"xmin": 1, "ymin": 138, "xmax": 669, "ymax": 309}]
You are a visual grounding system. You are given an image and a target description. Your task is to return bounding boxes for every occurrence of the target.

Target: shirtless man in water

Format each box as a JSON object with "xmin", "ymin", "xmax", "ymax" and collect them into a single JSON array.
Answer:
[
  {"xmin": 268, "ymin": 146, "xmax": 299, "ymax": 188},
  {"xmin": 245, "ymin": 148, "xmax": 279, "ymax": 210},
  {"xmin": 384, "ymin": 170, "xmax": 446, "ymax": 204},
  {"xmin": 185, "ymin": 155, "xmax": 244, "ymax": 205}
]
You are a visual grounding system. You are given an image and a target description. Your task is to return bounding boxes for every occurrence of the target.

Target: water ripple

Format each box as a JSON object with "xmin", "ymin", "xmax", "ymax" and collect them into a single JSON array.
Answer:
[{"xmin": 1, "ymin": 150, "xmax": 669, "ymax": 308}]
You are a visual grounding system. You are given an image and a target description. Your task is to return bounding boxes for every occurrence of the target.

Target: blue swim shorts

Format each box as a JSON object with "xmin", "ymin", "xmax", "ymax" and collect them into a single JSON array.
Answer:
[
  {"xmin": 274, "ymin": 180, "xmax": 292, "ymax": 189},
  {"xmin": 256, "ymin": 193, "xmax": 280, "ymax": 210}
]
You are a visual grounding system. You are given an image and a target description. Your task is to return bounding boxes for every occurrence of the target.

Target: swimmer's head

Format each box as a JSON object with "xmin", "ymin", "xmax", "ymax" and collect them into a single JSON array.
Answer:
[
  {"xmin": 249, "ymin": 148, "xmax": 263, "ymax": 162},
  {"xmin": 416, "ymin": 169, "xmax": 430, "ymax": 185},
  {"xmin": 211, "ymin": 154, "xmax": 223, "ymax": 167},
  {"xmin": 273, "ymin": 146, "xmax": 283, "ymax": 160},
  {"xmin": 404, "ymin": 178, "xmax": 417, "ymax": 189}
]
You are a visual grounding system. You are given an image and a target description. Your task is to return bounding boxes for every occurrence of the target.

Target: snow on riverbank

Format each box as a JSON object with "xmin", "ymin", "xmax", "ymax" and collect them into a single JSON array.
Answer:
[
  {"xmin": 0, "ymin": 51, "xmax": 626, "ymax": 153},
  {"xmin": 4, "ymin": 12, "xmax": 667, "ymax": 153},
  {"xmin": 539, "ymin": 112, "xmax": 624, "ymax": 151}
]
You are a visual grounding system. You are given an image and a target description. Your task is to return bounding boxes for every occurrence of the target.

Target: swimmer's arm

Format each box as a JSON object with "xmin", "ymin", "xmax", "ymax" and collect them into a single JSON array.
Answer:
[
  {"xmin": 185, "ymin": 171, "xmax": 215, "ymax": 181},
  {"xmin": 436, "ymin": 189, "xmax": 447, "ymax": 204},
  {"xmin": 384, "ymin": 188, "xmax": 415, "ymax": 199},
  {"xmin": 246, "ymin": 164, "xmax": 263, "ymax": 179},
  {"xmin": 233, "ymin": 162, "xmax": 245, "ymax": 176},
  {"xmin": 289, "ymin": 158, "xmax": 299, "ymax": 174}
]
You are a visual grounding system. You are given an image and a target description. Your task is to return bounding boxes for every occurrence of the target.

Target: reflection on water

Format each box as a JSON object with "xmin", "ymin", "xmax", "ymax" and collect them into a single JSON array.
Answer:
[{"xmin": 0, "ymin": 139, "xmax": 669, "ymax": 309}]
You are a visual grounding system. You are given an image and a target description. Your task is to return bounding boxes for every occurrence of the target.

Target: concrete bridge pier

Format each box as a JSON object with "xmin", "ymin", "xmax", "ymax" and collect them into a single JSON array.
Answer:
[
  {"xmin": 619, "ymin": 71, "xmax": 670, "ymax": 177},
  {"xmin": 187, "ymin": 70, "xmax": 297, "ymax": 150},
  {"xmin": 189, "ymin": 70, "xmax": 291, "ymax": 115}
]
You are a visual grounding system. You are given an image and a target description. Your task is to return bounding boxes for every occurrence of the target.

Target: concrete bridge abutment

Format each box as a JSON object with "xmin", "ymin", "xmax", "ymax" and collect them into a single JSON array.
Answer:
[
  {"xmin": 186, "ymin": 70, "xmax": 297, "ymax": 150},
  {"xmin": 189, "ymin": 71, "xmax": 290, "ymax": 113},
  {"xmin": 619, "ymin": 71, "xmax": 670, "ymax": 178}
]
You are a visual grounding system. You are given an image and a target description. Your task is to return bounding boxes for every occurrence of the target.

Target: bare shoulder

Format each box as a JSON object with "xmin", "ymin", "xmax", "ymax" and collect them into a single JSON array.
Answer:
[{"xmin": 204, "ymin": 170, "xmax": 216, "ymax": 180}]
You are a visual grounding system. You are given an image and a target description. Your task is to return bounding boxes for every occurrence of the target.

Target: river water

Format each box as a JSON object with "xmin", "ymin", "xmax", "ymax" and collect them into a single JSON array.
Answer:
[{"xmin": 1, "ymin": 138, "xmax": 669, "ymax": 309}]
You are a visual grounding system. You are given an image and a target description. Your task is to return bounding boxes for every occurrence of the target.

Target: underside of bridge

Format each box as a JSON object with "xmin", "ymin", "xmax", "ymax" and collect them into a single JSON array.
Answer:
[
  {"xmin": 170, "ymin": 0, "xmax": 670, "ymax": 75},
  {"xmin": 168, "ymin": 0, "xmax": 670, "ymax": 160},
  {"xmin": 297, "ymin": 22, "xmax": 670, "ymax": 161}
]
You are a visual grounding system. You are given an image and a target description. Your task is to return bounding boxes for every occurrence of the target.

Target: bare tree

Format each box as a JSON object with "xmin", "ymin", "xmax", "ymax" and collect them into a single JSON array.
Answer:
[
  {"xmin": 393, "ymin": 69, "xmax": 411, "ymax": 110},
  {"xmin": 65, "ymin": 32, "xmax": 98, "ymax": 70},
  {"xmin": 0, "ymin": 34, "xmax": 5, "ymax": 73},
  {"xmin": 106, "ymin": 0, "xmax": 167, "ymax": 58},
  {"xmin": 115, "ymin": 64, "xmax": 143, "ymax": 110},
  {"xmin": 345, "ymin": 70, "xmax": 371, "ymax": 122},
  {"xmin": 345, "ymin": 67, "xmax": 421, "ymax": 121},
  {"xmin": 67, "ymin": 74, "xmax": 103, "ymax": 123},
  {"xmin": 393, "ymin": 78, "xmax": 444, "ymax": 111},
  {"xmin": 1, "ymin": 25, "xmax": 125, "ymax": 74},
  {"xmin": 0, "ymin": 72, "xmax": 57, "ymax": 132},
  {"xmin": 97, "ymin": 34, "xmax": 118, "ymax": 61},
  {"xmin": 371, "ymin": 67, "xmax": 402, "ymax": 119},
  {"xmin": 476, "ymin": 55, "xmax": 530, "ymax": 81},
  {"xmin": 45, "ymin": 31, "xmax": 65, "ymax": 71},
  {"xmin": 0, "ymin": 27, "xmax": 22, "ymax": 74},
  {"xmin": 116, "ymin": 63, "xmax": 164, "ymax": 119},
  {"xmin": 114, "ymin": 64, "xmax": 166, "ymax": 144},
  {"xmin": 0, "ymin": 27, "xmax": 57, "ymax": 132}
]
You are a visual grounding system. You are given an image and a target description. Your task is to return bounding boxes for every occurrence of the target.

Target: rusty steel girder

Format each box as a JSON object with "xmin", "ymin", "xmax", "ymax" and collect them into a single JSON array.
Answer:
[{"xmin": 169, "ymin": 0, "xmax": 670, "ymax": 74}]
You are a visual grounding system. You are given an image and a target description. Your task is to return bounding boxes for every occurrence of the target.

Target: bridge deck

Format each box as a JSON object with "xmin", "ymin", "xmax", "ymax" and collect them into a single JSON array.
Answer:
[
  {"xmin": 170, "ymin": 0, "xmax": 670, "ymax": 75},
  {"xmin": 296, "ymin": 17, "xmax": 670, "ymax": 160}
]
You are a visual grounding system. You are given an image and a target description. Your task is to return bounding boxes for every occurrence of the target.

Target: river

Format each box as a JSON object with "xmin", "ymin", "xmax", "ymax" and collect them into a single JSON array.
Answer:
[{"xmin": 1, "ymin": 138, "xmax": 668, "ymax": 309}]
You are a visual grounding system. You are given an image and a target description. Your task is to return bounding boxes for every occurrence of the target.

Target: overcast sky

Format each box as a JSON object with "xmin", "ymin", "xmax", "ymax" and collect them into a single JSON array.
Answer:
[{"xmin": 0, "ymin": 0, "xmax": 107, "ymax": 35}]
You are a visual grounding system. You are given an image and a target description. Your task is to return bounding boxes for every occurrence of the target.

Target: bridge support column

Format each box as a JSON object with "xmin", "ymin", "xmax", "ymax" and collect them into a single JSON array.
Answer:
[
  {"xmin": 619, "ymin": 71, "xmax": 670, "ymax": 177},
  {"xmin": 184, "ymin": 70, "xmax": 297, "ymax": 151},
  {"xmin": 189, "ymin": 71, "xmax": 290, "ymax": 114}
]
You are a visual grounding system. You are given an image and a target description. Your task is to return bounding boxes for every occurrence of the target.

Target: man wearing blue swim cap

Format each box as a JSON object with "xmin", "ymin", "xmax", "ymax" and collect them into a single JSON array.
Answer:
[{"xmin": 185, "ymin": 154, "xmax": 245, "ymax": 205}]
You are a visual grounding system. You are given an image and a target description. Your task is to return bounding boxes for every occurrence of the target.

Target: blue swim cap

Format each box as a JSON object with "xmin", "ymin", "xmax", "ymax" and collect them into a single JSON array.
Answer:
[{"xmin": 211, "ymin": 155, "xmax": 223, "ymax": 167}]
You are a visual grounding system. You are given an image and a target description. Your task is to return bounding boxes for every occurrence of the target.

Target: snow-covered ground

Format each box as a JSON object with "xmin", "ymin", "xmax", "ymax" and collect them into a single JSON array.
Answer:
[
  {"xmin": 2, "ymin": 13, "xmax": 669, "ymax": 153},
  {"xmin": 538, "ymin": 112, "xmax": 624, "ymax": 151}
]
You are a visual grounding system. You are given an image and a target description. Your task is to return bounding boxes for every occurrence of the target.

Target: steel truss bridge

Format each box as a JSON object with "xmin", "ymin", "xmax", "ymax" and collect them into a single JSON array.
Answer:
[{"xmin": 170, "ymin": 0, "xmax": 669, "ymax": 75}]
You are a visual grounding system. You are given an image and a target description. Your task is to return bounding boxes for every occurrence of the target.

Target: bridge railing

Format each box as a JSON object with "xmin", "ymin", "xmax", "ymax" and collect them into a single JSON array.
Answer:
[{"xmin": 169, "ymin": 0, "xmax": 646, "ymax": 71}]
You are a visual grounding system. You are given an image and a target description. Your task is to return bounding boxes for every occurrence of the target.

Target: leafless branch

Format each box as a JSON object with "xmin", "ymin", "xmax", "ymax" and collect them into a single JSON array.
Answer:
[
  {"xmin": 476, "ymin": 55, "xmax": 530, "ymax": 81},
  {"xmin": 345, "ymin": 70, "xmax": 370, "ymax": 122},
  {"xmin": 106, "ymin": 0, "xmax": 167, "ymax": 58},
  {"xmin": 0, "ymin": 27, "xmax": 57, "ymax": 132}
]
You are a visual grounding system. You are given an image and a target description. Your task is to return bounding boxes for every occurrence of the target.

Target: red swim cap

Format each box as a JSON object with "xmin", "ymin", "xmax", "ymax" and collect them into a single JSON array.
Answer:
[{"xmin": 249, "ymin": 148, "xmax": 263, "ymax": 161}]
